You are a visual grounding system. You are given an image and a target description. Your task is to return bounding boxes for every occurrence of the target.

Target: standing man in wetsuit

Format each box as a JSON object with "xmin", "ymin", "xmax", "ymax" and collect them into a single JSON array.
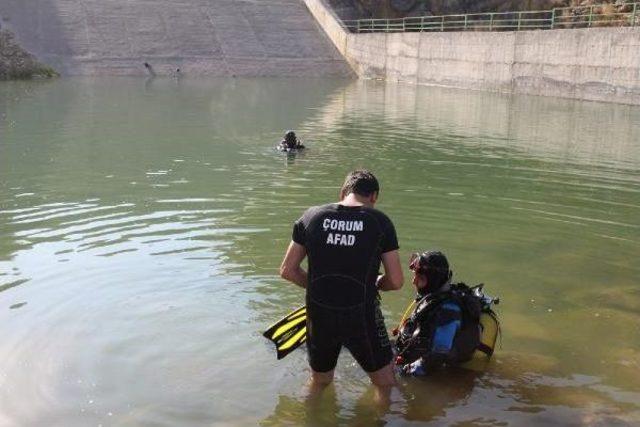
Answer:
[{"xmin": 279, "ymin": 170, "xmax": 403, "ymax": 397}]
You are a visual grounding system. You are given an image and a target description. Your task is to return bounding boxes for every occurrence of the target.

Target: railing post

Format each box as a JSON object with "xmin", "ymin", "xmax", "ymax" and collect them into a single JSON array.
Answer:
[
  {"xmin": 386, "ymin": 19, "xmax": 390, "ymax": 32},
  {"xmin": 588, "ymin": 5, "xmax": 593, "ymax": 27},
  {"xmin": 356, "ymin": 20, "xmax": 360, "ymax": 33},
  {"xmin": 403, "ymin": 18, "xmax": 406, "ymax": 32},
  {"xmin": 464, "ymin": 14, "xmax": 468, "ymax": 30},
  {"xmin": 632, "ymin": 3, "xmax": 637, "ymax": 27},
  {"xmin": 489, "ymin": 13, "xmax": 494, "ymax": 31},
  {"xmin": 517, "ymin": 11, "xmax": 522, "ymax": 30},
  {"xmin": 441, "ymin": 15, "xmax": 444, "ymax": 31},
  {"xmin": 550, "ymin": 8, "xmax": 556, "ymax": 29}
]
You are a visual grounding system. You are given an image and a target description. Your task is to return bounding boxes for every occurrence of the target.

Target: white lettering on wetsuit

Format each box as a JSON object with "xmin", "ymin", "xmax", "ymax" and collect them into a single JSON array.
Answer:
[
  {"xmin": 322, "ymin": 219, "xmax": 364, "ymax": 232},
  {"xmin": 322, "ymin": 218, "xmax": 363, "ymax": 246}
]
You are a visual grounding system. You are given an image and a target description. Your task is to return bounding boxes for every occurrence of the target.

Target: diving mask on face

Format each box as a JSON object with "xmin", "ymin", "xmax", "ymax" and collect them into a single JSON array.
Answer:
[{"xmin": 408, "ymin": 251, "xmax": 452, "ymax": 293}]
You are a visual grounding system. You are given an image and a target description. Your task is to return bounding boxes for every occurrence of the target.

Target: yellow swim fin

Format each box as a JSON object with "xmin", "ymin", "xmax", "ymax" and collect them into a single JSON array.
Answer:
[{"xmin": 263, "ymin": 305, "xmax": 307, "ymax": 360}]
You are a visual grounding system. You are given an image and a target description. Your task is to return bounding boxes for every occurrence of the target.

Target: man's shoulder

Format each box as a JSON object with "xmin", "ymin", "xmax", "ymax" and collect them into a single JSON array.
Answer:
[
  {"xmin": 299, "ymin": 203, "xmax": 337, "ymax": 220},
  {"xmin": 367, "ymin": 206, "xmax": 392, "ymax": 219},
  {"xmin": 360, "ymin": 206, "xmax": 395, "ymax": 227},
  {"xmin": 298, "ymin": 204, "xmax": 395, "ymax": 227}
]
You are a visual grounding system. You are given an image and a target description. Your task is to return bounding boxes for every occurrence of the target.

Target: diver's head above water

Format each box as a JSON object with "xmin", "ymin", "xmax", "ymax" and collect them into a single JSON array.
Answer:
[
  {"xmin": 284, "ymin": 130, "xmax": 297, "ymax": 146},
  {"xmin": 339, "ymin": 169, "xmax": 380, "ymax": 207},
  {"xmin": 409, "ymin": 250, "xmax": 452, "ymax": 296}
]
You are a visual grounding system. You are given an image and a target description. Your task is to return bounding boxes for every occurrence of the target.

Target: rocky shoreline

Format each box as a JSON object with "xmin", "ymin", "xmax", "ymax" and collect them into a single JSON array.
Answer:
[{"xmin": 0, "ymin": 29, "xmax": 57, "ymax": 80}]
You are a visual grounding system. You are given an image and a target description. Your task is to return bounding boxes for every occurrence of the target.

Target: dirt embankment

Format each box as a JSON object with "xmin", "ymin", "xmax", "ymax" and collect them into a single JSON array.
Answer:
[{"xmin": 0, "ymin": 29, "xmax": 57, "ymax": 80}]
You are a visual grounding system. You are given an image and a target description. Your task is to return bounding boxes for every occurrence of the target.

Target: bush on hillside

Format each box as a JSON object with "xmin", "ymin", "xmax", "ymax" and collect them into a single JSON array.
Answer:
[{"xmin": 0, "ymin": 30, "xmax": 58, "ymax": 80}]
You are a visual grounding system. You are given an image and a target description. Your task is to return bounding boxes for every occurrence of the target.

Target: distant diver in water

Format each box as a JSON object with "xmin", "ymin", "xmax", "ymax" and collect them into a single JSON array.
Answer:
[
  {"xmin": 277, "ymin": 130, "xmax": 305, "ymax": 152},
  {"xmin": 144, "ymin": 62, "xmax": 156, "ymax": 77}
]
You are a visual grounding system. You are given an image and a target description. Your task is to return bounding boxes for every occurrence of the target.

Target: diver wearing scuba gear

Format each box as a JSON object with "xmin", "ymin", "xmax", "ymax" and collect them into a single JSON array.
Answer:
[
  {"xmin": 394, "ymin": 251, "xmax": 498, "ymax": 376},
  {"xmin": 278, "ymin": 130, "xmax": 305, "ymax": 151}
]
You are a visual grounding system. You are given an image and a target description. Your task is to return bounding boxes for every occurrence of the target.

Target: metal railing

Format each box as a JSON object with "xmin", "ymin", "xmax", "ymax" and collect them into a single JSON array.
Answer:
[{"xmin": 343, "ymin": 2, "xmax": 639, "ymax": 33}]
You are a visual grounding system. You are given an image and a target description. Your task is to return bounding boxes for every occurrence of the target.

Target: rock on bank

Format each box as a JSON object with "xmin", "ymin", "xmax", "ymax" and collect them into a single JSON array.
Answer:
[{"xmin": 0, "ymin": 0, "xmax": 353, "ymax": 77}]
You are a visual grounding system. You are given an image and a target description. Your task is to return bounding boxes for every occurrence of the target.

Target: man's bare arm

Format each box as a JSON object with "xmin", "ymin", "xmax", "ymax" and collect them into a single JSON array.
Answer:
[
  {"xmin": 376, "ymin": 249, "xmax": 404, "ymax": 291},
  {"xmin": 279, "ymin": 241, "xmax": 308, "ymax": 289}
]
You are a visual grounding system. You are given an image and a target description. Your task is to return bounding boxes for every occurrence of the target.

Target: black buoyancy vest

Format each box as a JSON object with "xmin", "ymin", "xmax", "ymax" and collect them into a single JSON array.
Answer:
[{"xmin": 395, "ymin": 283, "xmax": 484, "ymax": 365}]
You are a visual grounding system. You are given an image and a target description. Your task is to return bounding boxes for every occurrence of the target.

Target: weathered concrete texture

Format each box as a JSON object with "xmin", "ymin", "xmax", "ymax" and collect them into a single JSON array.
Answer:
[
  {"xmin": 306, "ymin": 0, "xmax": 640, "ymax": 105},
  {"xmin": 0, "ymin": 0, "xmax": 353, "ymax": 77}
]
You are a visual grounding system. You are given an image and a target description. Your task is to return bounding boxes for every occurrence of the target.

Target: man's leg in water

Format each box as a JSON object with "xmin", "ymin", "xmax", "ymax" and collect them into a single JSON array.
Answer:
[
  {"xmin": 307, "ymin": 369, "xmax": 335, "ymax": 397},
  {"xmin": 367, "ymin": 362, "xmax": 397, "ymax": 406},
  {"xmin": 305, "ymin": 307, "xmax": 339, "ymax": 397}
]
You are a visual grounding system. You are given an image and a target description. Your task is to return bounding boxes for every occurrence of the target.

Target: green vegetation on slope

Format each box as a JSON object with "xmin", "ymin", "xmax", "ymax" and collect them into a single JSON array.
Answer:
[{"xmin": 0, "ymin": 30, "xmax": 57, "ymax": 80}]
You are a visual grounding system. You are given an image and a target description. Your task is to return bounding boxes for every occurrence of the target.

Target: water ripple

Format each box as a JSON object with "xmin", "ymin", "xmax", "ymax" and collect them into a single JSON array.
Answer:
[{"xmin": 1, "ymin": 78, "xmax": 639, "ymax": 426}]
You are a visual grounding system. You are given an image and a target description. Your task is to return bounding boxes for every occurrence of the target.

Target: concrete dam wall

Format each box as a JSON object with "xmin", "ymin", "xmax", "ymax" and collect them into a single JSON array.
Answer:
[
  {"xmin": 306, "ymin": 0, "xmax": 640, "ymax": 105},
  {"xmin": 0, "ymin": 0, "xmax": 353, "ymax": 77}
]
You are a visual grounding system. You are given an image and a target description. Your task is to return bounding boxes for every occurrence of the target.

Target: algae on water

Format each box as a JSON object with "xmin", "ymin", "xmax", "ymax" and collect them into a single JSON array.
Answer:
[{"xmin": 0, "ymin": 30, "xmax": 58, "ymax": 80}]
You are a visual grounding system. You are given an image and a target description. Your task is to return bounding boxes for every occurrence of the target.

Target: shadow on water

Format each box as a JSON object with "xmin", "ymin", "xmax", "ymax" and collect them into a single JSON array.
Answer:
[
  {"xmin": 261, "ymin": 359, "xmax": 640, "ymax": 426},
  {"xmin": 261, "ymin": 385, "xmax": 345, "ymax": 427}
]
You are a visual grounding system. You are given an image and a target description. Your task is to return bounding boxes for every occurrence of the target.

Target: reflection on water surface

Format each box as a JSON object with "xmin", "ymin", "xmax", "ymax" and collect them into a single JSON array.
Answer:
[{"xmin": 0, "ymin": 77, "xmax": 639, "ymax": 426}]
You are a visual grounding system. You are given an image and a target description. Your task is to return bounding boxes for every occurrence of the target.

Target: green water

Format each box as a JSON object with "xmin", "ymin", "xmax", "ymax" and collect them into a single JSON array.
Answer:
[{"xmin": 1, "ymin": 77, "xmax": 639, "ymax": 426}]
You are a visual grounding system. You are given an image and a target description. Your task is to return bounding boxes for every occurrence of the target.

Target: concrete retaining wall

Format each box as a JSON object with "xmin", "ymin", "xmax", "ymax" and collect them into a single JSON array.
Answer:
[{"xmin": 305, "ymin": 0, "xmax": 640, "ymax": 105}]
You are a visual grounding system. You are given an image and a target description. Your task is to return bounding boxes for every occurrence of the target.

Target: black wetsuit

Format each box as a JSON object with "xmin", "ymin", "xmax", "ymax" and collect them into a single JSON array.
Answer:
[
  {"xmin": 292, "ymin": 203, "xmax": 399, "ymax": 372},
  {"xmin": 279, "ymin": 139, "xmax": 304, "ymax": 150}
]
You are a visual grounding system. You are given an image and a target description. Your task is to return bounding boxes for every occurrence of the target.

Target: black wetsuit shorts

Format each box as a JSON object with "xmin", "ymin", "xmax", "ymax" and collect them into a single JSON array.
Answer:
[{"xmin": 307, "ymin": 300, "xmax": 393, "ymax": 372}]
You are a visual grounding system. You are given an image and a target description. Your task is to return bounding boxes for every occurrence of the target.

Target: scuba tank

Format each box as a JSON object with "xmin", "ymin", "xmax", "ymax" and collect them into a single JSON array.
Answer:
[
  {"xmin": 472, "ymin": 284, "xmax": 500, "ymax": 358},
  {"xmin": 477, "ymin": 311, "xmax": 499, "ymax": 357},
  {"xmin": 462, "ymin": 285, "xmax": 500, "ymax": 371}
]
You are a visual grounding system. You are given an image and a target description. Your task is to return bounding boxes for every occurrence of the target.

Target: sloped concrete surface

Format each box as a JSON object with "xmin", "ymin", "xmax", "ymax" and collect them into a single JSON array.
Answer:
[{"xmin": 0, "ymin": 0, "xmax": 354, "ymax": 76}]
